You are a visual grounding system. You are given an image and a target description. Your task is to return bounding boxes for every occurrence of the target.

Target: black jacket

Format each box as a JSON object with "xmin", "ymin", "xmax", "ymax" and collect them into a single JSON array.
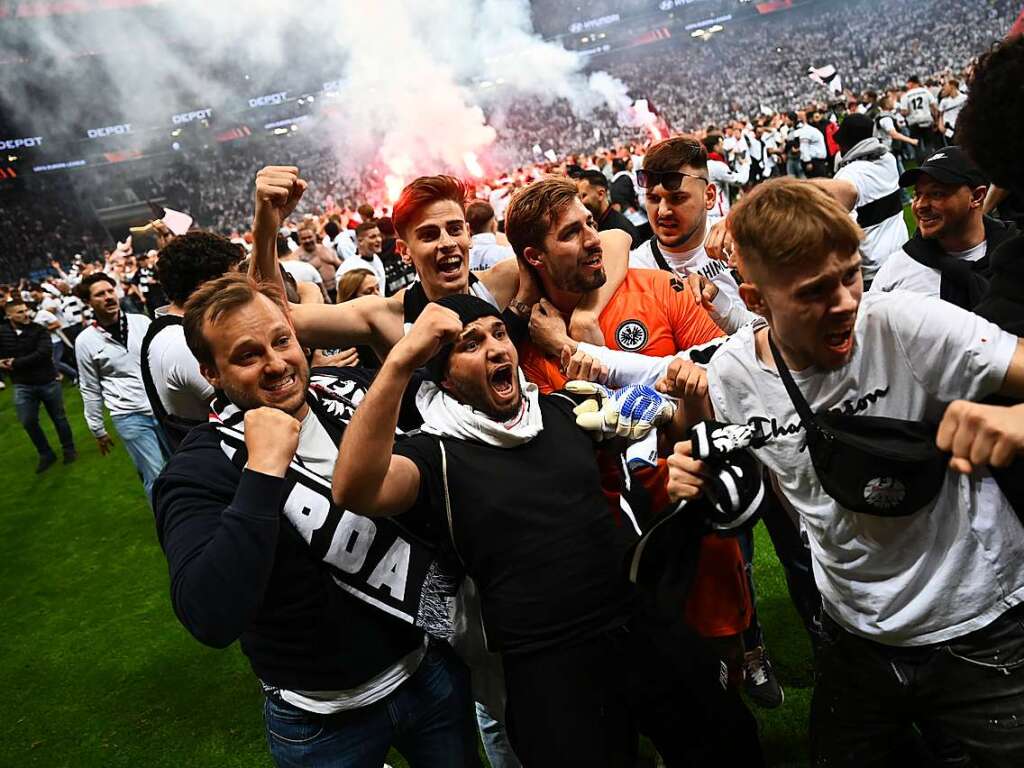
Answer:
[
  {"xmin": 152, "ymin": 425, "xmax": 423, "ymax": 691},
  {"xmin": 0, "ymin": 321, "xmax": 56, "ymax": 385},
  {"xmin": 976, "ymin": 231, "xmax": 1024, "ymax": 336}
]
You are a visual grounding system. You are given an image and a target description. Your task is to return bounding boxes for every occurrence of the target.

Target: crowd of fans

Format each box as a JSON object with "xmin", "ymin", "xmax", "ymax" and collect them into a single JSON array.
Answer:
[
  {"xmin": 4, "ymin": 0, "xmax": 1024, "ymax": 765},
  {"xmin": 2, "ymin": 0, "xmax": 1018, "ymax": 282}
]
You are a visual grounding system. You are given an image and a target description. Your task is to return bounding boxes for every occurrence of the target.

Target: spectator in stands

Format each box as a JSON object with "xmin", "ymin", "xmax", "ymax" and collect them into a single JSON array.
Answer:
[
  {"xmin": 74, "ymin": 273, "xmax": 170, "ymax": 501},
  {"xmin": 574, "ymin": 170, "xmax": 641, "ymax": 249},
  {"xmin": 0, "ymin": 298, "xmax": 77, "ymax": 472}
]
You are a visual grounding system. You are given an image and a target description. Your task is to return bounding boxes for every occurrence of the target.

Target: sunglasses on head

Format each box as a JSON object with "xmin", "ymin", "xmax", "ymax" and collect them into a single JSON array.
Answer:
[{"xmin": 636, "ymin": 168, "xmax": 709, "ymax": 191}]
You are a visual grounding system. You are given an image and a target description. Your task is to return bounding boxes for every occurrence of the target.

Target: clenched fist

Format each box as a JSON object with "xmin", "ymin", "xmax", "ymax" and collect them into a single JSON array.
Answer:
[
  {"xmin": 667, "ymin": 440, "xmax": 709, "ymax": 502},
  {"xmin": 254, "ymin": 166, "xmax": 308, "ymax": 236},
  {"xmin": 937, "ymin": 401, "xmax": 1024, "ymax": 474},
  {"xmin": 244, "ymin": 407, "xmax": 301, "ymax": 478},
  {"xmin": 391, "ymin": 303, "xmax": 464, "ymax": 371}
]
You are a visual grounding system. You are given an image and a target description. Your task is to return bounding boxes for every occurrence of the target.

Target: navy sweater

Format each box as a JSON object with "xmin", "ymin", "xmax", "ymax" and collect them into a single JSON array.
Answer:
[{"xmin": 152, "ymin": 425, "xmax": 424, "ymax": 692}]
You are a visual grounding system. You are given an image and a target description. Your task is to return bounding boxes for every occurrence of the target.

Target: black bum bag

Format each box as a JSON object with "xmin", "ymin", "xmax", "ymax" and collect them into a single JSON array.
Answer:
[{"xmin": 769, "ymin": 334, "xmax": 948, "ymax": 516}]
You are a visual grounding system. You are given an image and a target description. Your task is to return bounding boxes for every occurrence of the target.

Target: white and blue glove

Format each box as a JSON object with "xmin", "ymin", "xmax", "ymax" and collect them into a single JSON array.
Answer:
[{"xmin": 566, "ymin": 381, "xmax": 677, "ymax": 441}]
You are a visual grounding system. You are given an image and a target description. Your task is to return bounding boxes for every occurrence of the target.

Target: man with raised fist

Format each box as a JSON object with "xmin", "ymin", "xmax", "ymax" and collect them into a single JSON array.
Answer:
[{"xmin": 152, "ymin": 271, "xmax": 479, "ymax": 768}]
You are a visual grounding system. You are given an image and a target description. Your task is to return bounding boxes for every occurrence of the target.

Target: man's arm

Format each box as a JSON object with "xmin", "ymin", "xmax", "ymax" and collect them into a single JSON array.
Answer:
[
  {"xmin": 249, "ymin": 166, "xmax": 308, "ymax": 298},
  {"xmin": 809, "ymin": 177, "xmax": 859, "ymax": 212},
  {"xmin": 75, "ymin": 337, "xmax": 108, "ymax": 438},
  {"xmin": 153, "ymin": 408, "xmax": 298, "ymax": 648},
  {"xmin": 333, "ymin": 304, "xmax": 463, "ymax": 516},
  {"xmin": 290, "ymin": 294, "xmax": 404, "ymax": 362},
  {"xmin": 984, "ymin": 185, "xmax": 1010, "ymax": 217}
]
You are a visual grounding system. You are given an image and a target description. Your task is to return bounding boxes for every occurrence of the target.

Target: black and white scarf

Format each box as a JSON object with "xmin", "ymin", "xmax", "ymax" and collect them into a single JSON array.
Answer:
[{"xmin": 209, "ymin": 369, "xmax": 459, "ymax": 638}]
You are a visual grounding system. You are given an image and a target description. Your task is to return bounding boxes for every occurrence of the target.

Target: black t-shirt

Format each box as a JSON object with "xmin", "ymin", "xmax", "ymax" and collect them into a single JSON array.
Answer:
[
  {"xmin": 133, "ymin": 266, "xmax": 168, "ymax": 311},
  {"xmin": 598, "ymin": 205, "xmax": 642, "ymax": 249},
  {"xmin": 394, "ymin": 394, "xmax": 635, "ymax": 657}
]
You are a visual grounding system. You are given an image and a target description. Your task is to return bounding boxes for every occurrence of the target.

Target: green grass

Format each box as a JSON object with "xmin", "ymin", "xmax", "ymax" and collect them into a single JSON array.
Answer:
[{"xmin": 0, "ymin": 384, "xmax": 814, "ymax": 766}]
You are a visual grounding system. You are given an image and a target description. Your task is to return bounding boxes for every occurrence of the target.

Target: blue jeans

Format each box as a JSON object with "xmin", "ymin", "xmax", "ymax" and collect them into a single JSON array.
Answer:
[
  {"xmin": 476, "ymin": 702, "xmax": 521, "ymax": 768},
  {"xmin": 14, "ymin": 380, "xmax": 75, "ymax": 458},
  {"xmin": 52, "ymin": 339, "xmax": 78, "ymax": 381},
  {"xmin": 111, "ymin": 412, "xmax": 170, "ymax": 501},
  {"xmin": 264, "ymin": 643, "xmax": 480, "ymax": 768}
]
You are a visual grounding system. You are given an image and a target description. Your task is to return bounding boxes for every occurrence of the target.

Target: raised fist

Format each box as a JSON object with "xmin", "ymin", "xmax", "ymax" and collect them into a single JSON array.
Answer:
[
  {"xmin": 392, "ymin": 303, "xmax": 464, "ymax": 371},
  {"xmin": 244, "ymin": 407, "xmax": 301, "ymax": 478},
  {"xmin": 254, "ymin": 166, "xmax": 308, "ymax": 236}
]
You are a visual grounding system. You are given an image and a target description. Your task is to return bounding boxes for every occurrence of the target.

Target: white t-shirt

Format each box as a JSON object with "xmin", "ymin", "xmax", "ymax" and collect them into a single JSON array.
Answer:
[
  {"xmin": 871, "ymin": 240, "xmax": 987, "ymax": 297},
  {"xmin": 146, "ymin": 322, "xmax": 215, "ymax": 422},
  {"xmin": 340, "ymin": 253, "xmax": 387, "ymax": 295},
  {"xmin": 469, "ymin": 233, "xmax": 515, "ymax": 271},
  {"xmin": 707, "ymin": 158, "xmax": 750, "ymax": 221},
  {"xmin": 629, "ymin": 233, "xmax": 758, "ymax": 334},
  {"xmin": 281, "ymin": 259, "xmax": 324, "ymax": 285},
  {"xmin": 793, "ymin": 124, "xmax": 827, "ymax": 161},
  {"xmin": 706, "ymin": 291, "xmax": 1022, "ymax": 646},
  {"xmin": 33, "ymin": 308, "xmax": 62, "ymax": 343},
  {"xmin": 901, "ymin": 86, "xmax": 937, "ymax": 127},
  {"xmin": 939, "ymin": 93, "xmax": 968, "ymax": 136},
  {"xmin": 874, "ymin": 113, "xmax": 897, "ymax": 150},
  {"xmin": 834, "ymin": 154, "xmax": 909, "ymax": 280}
]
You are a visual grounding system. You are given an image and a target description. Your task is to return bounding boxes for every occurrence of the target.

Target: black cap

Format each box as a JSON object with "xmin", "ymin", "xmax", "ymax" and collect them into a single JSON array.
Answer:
[
  {"xmin": 833, "ymin": 113, "xmax": 875, "ymax": 152},
  {"xmin": 899, "ymin": 146, "xmax": 988, "ymax": 189},
  {"xmin": 425, "ymin": 293, "xmax": 502, "ymax": 383}
]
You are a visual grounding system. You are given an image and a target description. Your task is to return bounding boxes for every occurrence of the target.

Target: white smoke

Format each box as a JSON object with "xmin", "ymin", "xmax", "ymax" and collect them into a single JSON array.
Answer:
[{"xmin": 1, "ymin": 0, "xmax": 631, "ymax": 184}]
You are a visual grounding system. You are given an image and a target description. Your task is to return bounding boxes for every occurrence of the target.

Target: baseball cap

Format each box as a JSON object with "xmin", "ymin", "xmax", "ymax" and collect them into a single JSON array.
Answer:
[
  {"xmin": 833, "ymin": 113, "xmax": 874, "ymax": 152},
  {"xmin": 899, "ymin": 146, "xmax": 988, "ymax": 189}
]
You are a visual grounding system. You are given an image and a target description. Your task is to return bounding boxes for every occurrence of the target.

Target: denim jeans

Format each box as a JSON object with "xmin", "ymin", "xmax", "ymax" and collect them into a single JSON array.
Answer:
[
  {"xmin": 264, "ymin": 643, "xmax": 480, "ymax": 768},
  {"xmin": 51, "ymin": 339, "xmax": 78, "ymax": 381},
  {"xmin": 111, "ymin": 412, "xmax": 170, "ymax": 501},
  {"xmin": 810, "ymin": 604, "xmax": 1024, "ymax": 767},
  {"xmin": 476, "ymin": 702, "xmax": 521, "ymax": 768},
  {"xmin": 14, "ymin": 381, "xmax": 75, "ymax": 458}
]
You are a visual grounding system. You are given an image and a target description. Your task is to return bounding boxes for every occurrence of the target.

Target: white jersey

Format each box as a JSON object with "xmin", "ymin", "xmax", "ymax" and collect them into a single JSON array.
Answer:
[
  {"xmin": 939, "ymin": 92, "xmax": 967, "ymax": 137},
  {"xmin": 706, "ymin": 291, "xmax": 1022, "ymax": 646},
  {"xmin": 833, "ymin": 153, "xmax": 909, "ymax": 280},
  {"xmin": 281, "ymin": 259, "xmax": 323, "ymax": 285},
  {"xmin": 900, "ymin": 86, "xmax": 937, "ymax": 127},
  {"xmin": 707, "ymin": 159, "xmax": 750, "ymax": 223}
]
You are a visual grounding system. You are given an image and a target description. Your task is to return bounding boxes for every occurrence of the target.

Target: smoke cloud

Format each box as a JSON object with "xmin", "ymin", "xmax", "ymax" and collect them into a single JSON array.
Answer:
[{"xmin": 0, "ymin": 0, "xmax": 632, "ymax": 181}]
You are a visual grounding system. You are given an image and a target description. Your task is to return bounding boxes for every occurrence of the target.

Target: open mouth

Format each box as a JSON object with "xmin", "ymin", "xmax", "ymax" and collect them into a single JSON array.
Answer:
[
  {"xmin": 824, "ymin": 329, "xmax": 854, "ymax": 356},
  {"xmin": 437, "ymin": 255, "xmax": 463, "ymax": 277},
  {"xmin": 489, "ymin": 364, "xmax": 515, "ymax": 398},
  {"xmin": 580, "ymin": 249, "xmax": 603, "ymax": 270},
  {"xmin": 262, "ymin": 373, "xmax": 297, "ymax": 395}
]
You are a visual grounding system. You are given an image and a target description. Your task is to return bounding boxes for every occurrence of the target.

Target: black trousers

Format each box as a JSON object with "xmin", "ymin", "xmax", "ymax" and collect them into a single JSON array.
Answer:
[
  {"xmin": 810, "ymin": 605, "xmax": 1024, "ymax": 768},
  {"xmin": 502, "ymin": 620, "xmax": 764, "ymax": 768}
]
